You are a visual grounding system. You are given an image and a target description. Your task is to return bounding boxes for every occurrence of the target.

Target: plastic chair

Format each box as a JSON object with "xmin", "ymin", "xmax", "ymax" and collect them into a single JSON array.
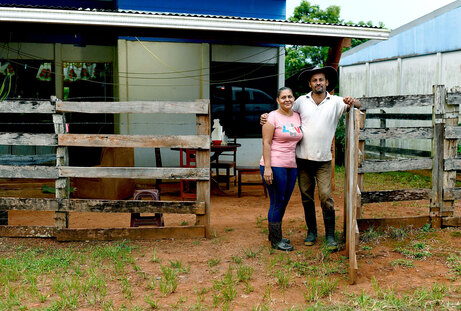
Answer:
[
  {"xmin": 211, "ymin": 137, "xmax": 237, "ymax": 189},
  {"xmin": 180, "ymin": 148, "xmax": 197, "ymax": 200},
  {"xmin": 130, "ymin": 189, "xmax": 164, "ymax": 227}
]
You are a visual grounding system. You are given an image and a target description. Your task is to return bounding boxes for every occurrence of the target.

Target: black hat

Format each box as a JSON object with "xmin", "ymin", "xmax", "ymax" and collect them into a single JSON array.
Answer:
[{"xmin": 298, "ymin": 66, "xmax": 338, "ymax": 92}]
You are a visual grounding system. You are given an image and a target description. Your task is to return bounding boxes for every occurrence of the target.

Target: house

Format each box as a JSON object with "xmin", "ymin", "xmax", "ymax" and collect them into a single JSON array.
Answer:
[
  {"xmin": 0, "ymin": 0, "xmax": 389, "ymax": 167},
  {"xmin": 339, "ymin": 0, "xmax": 461, "ymax": 157}
]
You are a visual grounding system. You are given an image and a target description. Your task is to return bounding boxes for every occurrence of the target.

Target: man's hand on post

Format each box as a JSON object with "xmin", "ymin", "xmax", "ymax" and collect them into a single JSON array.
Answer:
[
  {"xmin": 260, "ymin": 113, "xmax": 269, "ymax": 125},
  {"xmin": 343, "ymin": 96, "xmax": 360, "ymax": 110}
]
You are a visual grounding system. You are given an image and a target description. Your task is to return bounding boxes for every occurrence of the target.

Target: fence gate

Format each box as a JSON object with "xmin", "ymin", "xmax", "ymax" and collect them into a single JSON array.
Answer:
[
  {"xmin": 344, "ymin": 85, "xmax": 461, "ymax": 284},
  {"xmin": 0, "ymin": 98, "xmax": 211, "ymax": 240}
]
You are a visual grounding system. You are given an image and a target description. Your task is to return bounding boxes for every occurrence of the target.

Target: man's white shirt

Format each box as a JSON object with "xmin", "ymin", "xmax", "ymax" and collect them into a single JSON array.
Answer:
[{"xmin": 292, "ymin": 92, "xmax": 348, "ymax": 161}]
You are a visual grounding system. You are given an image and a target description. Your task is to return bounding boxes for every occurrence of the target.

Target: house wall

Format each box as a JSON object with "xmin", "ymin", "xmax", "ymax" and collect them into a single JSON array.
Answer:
[
  {"xmin": 339, "ymin": 50, "xmax": 461, "ymax": 155},
  {"xmin": 117, "ymin": 40, "xmax": 208, "ymax": 167},
  {"xmin": 117, "ymin": 39, "xmax": 282, "ymax": 167}
]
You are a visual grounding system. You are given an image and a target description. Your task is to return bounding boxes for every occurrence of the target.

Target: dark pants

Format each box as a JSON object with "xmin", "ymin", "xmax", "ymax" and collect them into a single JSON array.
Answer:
[
  {"xmin": 296, "ymin": 158, "xmax": 335, "ymax": 233},
  {"xmin": 260, "ymin": 166, "xmax": 298, "ymax": 223}
]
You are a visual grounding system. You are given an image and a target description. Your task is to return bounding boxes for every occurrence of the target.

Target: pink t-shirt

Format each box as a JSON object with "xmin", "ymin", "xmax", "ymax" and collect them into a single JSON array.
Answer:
[{"xmin": 260, "ymin": 110, "xmax": 303, "ymax": 168}]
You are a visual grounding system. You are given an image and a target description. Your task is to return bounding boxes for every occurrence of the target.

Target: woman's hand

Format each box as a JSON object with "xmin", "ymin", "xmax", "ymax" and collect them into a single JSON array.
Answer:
[{"xmin": 264, "ymin": 167, "xmax": 273, "ymax": 185}]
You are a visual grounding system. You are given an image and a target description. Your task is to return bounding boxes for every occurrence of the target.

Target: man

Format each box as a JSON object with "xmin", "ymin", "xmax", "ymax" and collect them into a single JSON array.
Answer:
[{"xmin": 261, "ymin": 66, "xmax": 360, "ymax": 251}]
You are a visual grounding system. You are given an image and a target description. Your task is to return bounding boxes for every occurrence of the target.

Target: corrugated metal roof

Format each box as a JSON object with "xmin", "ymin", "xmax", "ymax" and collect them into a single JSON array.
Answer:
[
  {"xmin": 0, "ymin": 3, "xmax": 382, "ymax": 29},
  {"xmin": 0, "ymin": 4, "xmax": 390, "ymax": 44}
]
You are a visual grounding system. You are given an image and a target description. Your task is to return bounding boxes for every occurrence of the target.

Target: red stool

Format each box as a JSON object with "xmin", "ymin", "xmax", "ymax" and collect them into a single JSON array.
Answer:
[
  {"xmin": 180, "ymin": 148, "xmax": 197, "ymax": 200},
  {"xmin": 130, "ymin": 189, "xmax": 164, "ymax": 227}
]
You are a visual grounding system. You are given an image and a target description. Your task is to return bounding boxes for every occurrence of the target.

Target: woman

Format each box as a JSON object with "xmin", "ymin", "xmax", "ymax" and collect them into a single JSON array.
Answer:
[{"xmin": 260, "ymin": 87, "xmax": 302, "ymax": 251}]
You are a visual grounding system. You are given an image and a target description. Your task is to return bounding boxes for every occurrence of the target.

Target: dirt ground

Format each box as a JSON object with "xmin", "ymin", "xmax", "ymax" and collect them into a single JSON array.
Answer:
[{"xmin": 1, "ymin": 176, "xmax": 461, "ymax": 309}]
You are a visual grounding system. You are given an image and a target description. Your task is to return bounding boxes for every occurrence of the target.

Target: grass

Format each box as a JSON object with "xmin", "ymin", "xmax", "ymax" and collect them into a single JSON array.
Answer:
[
  {"xmin": 0, "ymin": 168, "xmax": 459, "ymax": 309},
  {"xmin": 361, "ymin": 170, "xmax": 432, "ymax": 191},
  {"xmin": 0, "ymin": 233, "xmax": 458, "ymax": 310},
  {"xmin": 390, "ymin": 259, "xmax": 415, "ymax": 268},
  {"xmin": 159, "ymin": 265, "xmax": 178, "ymax": 296},
  {"xmin": 446, "ymin": 254, "xmax": 461, "ymax": 280},
  {"xmin": 208, "ymin": 258, "xmax": 221, "ymax": 268}
]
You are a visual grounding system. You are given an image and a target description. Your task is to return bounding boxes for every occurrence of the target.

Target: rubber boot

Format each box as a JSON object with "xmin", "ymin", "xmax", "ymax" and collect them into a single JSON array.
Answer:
[
  {"xmin": 303, "ymin": 204, "xmax": 317, "ymax": 246},
  {"xmin": 323, "ymin": 208, "xmax": 338, "ymax": 251},
  {"xmin": 268, "ymin": 235, "xmax": 291, "ymax": 244},
  {"xmin": 268, "ymin": 222, "xmax": 294, "ymax": 251}
]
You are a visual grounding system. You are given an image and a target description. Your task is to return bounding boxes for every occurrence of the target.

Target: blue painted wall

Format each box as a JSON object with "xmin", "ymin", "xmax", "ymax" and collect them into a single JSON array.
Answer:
[
  {"xmin": 2, "ymin": 0, "xmax": 114, "ymax": 9},
  {"xmin": 117, "ymin": 0, "xmax": 286, "ymax": 20},
  {"xmin": 340, "ymin": 5, "xmax": 461, "ymax": 66}
]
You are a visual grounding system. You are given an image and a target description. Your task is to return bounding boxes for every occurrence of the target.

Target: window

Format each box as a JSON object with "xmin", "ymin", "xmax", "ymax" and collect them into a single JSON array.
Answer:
[
  {"xmin": 62, "ymin": 62, "xmax": 114, "ymax": 166},
  {"xmin": 210, "ymin": 62, "xmax": 278, "ymax": 138}
]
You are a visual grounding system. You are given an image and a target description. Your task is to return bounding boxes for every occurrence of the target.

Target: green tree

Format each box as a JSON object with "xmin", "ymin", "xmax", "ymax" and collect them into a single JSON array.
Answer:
[
  {"xmin": 285, "ymin": 1, "xmax": 385, "ymax": 166},
  {"xmin": 285, "ymin": 1, "xmax": 385, "ymax": 79}
]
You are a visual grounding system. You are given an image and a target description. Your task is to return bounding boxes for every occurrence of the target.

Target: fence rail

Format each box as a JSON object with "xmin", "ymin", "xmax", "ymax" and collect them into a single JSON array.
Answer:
[
  {"xmin": 344, "ymin": 85, "xmax": 461, "ymax": 286},
  {"xmin": 0, "ymin": 97, "xmax": 211, "ymax": 239}
]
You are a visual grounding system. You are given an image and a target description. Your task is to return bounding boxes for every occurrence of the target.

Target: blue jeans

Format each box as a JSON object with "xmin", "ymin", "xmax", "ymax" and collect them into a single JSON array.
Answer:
[{"xmin": 260, "ymin": 166, "xmax": 298, "ymax": 223}]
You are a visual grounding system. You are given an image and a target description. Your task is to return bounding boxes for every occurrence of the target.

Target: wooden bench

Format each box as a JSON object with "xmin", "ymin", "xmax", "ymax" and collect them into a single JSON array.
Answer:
[{"xmin": 236, "ymin": 166, "xmax": 267, "ymax": 198}]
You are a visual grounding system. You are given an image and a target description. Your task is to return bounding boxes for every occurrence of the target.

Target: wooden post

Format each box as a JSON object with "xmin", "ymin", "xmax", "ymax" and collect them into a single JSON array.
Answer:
[
  {"xmin": 344, "ymin": 107, "xmax": 358, "ymax": 284},
  {"xmin": 379, "ymin": 109, "xmax": 386, "ymax": 160},
  {"xmin": 195, "ymin": 100, "xmax": 210, "ymax": 237},
  {"xmin": 442, "ymin": 87, "xmax": 457, "ymax": 219},
  {"xmin": 52, "ymin": 96, "xmax": 69, "ymax": 228},
  {"xmin": 357, "ymin": 110, "xmax": 365, "ymax": 219},
  {"xmin": 431, "ymin": 86, "xmax": 448, "ymax": 228}
]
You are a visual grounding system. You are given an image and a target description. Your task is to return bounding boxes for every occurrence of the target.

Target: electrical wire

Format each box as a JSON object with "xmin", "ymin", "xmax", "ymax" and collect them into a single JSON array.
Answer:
[{"xmin": 1, "ymin": 42, "xmax": 286, "ymax": 86}]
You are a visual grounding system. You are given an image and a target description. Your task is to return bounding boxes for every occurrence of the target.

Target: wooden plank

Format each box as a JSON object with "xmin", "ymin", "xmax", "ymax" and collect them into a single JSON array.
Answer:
[
  {"xmin": 0, "ymin": 100, "xmax": 56, "ymax": 113},
  {"xmin": 58, "ymin": 166, "xmax": 209, "ymax": 180},
  {"xmin": 443, "ymin": 126, "xmax": 461, "ymax": 139},
  {"xmin": 195, "ymin": 107, "xmax": 211, "ymax": 237},
  {"xmin": 431, "ymin": 86, "xmax": 446, "ymax": 219},
  {"xmin": 442, "ymin": 216, "xmax": 461, "ymax": 227},
  {"xmin": 359, "ymin": 94, "xmax": 433, "ymax": 110},
  {"xmin": 448, "ymin": 92, "xmax": 461, "ymax": 105},
  {"xmin": 357, "ymin": 112, "xmax": 365, "ymax": 219},
  {"xmin": 359, "ymin": 127, "xmax": 433, "ymax": 140},
  {"xmin": 444, "ymin": 158, "xmax": 461, "ymax": 171},
  {"xmin": 0, "ymin": 197, "xmax": 205, "ymax": 214},
  {"xmin": 365, "ymin": 145, "xmax": 431, "ymax": 158},
  {"xmin": 53, "ymin": 107, "xmax": 69, "ymax": 228},
  {"xmin": 359, "ymin": 158, "xmax": 432, "ymax": 173},
  {"xmin": 361, "ymin": 188, "xmax": 431, "ymax": 204},
  {"xmin": 0, "ymin": 226, "xmax": 57, "ymax": 238},
  {"xmin": 0, "ymin": 165, "xmax": 58, "ymax": 179},
  {"xmin": 56, "ymin": 100, "xmax": 209, "ymax": 115},
  {"xmin": 0, "ymin": 198, "xmax": 59, "ymax": 211},
  {"xmin": 58, "ymin": 134, "xmax": 210, "ymax": 149},
  {"xmin": 357, "ymin": 216, "xmax": 432, "ymax": 232},
  {"xmin": 348, "ymin": 108, "xmax": 359, "ymax": 285},
  {"xmin": 365, "ymin": 113, "xmax": 432, "ymax": 120},
  {"xmin": 343, "ymin": 110, "xmax": 351, "ymax": 243},
  {"xmin": 442, "ymin": 98, "xmax": 457, "ymax": 216},
  {"xmin": 379, "ymin": 109, "xmax": 386, "ymax": 160},
  {"xmin": 0, "ymin": 154, "xmax": 56, "ymax": 165},
  {"xmin": 56, "ymin": 226, "xmax": 206, "ymax": 241},
  {"xmin": 0, "ymin": 133, "xmax": 57, "ymax": 146},
  {"xmin": 66, "ymin": 199, "xmax": 206, "ymax": 214},
  {"xmin": 443, "ymin": 187, "xmax": 461, "ymax": 200}
]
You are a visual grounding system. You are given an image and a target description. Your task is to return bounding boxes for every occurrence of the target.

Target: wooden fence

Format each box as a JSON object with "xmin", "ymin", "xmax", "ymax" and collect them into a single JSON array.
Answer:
[
  {"xmin": 344, "ymin": 85, "xmax": 461, "ymax": 284},
  {"xmin": 0, "ymin": 97, "xmax": 211, "ymax": 241}
]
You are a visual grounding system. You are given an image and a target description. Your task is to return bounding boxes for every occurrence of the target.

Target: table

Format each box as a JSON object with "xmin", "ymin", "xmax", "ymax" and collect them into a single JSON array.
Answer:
[
  {"xmin": 211, "ymin": 143, "xmax": 241, "ymax": 190},
  {"xmin": 210, "ymin": 143, "xmax": 241, "ymax": 162},
  {"xmin": 172, "ymin": 143, "xmax": 241, "ymax": 194}
]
